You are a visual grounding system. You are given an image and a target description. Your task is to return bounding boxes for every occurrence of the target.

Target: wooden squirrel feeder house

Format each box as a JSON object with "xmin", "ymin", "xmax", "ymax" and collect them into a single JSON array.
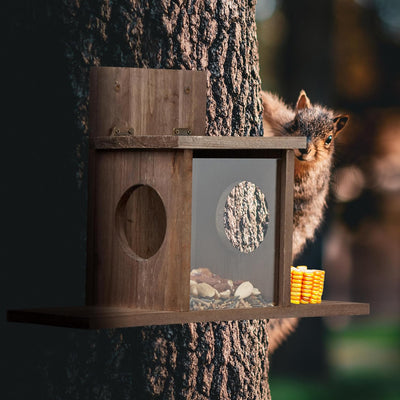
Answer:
[{"xmin": 7, "ymin": 67, "xmax": 369, "ymax": 329}]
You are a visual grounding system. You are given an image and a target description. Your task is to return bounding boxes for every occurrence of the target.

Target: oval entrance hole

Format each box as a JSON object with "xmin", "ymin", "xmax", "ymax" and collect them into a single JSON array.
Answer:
[{"xmin": 116, "ymin": 185, "xmax": 167, "ymax": 260}]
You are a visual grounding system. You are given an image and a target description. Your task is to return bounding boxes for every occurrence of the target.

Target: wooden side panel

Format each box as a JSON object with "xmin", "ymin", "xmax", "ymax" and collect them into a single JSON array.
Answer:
[
  {"xmin": 275, "ymin": 149, "xmax": 294, "ymax": 306},
  {"xmin": 86, "ymin": 149, "xmax": 193, "ymax": 311},
  {"xmin": 89, "ymin": 67, "xmax": 207, "ymax": 137}
]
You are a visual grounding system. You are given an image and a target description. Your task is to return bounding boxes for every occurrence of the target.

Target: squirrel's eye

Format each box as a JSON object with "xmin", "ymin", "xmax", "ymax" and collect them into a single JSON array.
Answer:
[{"xmin": 325, "ymin": 135, "xmax": 333, "ymax": 145}]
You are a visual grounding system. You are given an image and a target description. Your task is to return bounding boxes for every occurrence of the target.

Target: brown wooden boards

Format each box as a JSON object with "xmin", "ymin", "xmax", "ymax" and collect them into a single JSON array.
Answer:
[
  {"xmin": 91, "ymin": 135, "xmax": 307, "ymax": 150},
  {"xmin": 86, "ymin": 149, "xmax": 192, "ymax": 311},
  {"xmin": 89, "ymin": 67, "xmax": 207, "ymax": 137},
  {"xmin": 7, "ymin": 68, "xmax": 369, "ymax": 329},
  {"xmin": 275, "ymin": 149, "xmax": 295, "ymax": 306},
  {"xmin": 8, "ymin": 301, "xmax": 370, "ymax": 329}
]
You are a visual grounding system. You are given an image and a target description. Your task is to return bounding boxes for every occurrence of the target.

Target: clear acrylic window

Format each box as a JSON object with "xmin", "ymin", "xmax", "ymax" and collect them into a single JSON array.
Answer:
[{"xmin": 190, "ymin": 156, "xmax": 277, "ymax": 310}]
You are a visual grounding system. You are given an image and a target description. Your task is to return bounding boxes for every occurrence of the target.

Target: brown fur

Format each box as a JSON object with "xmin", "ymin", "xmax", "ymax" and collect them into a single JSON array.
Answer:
[
  {"xmin": 263, "ymin": 90, "xmax": 348, "ymax": 352},
  {"xmin": 266, "ymin": 318, "xmax": 299, "ymax": 354},
  {"xmin": 261, "ymin": 91, "xmax": 295, "ymax": 137},
  {"xmin": 264, "ymin": 90, "xmax": 348, "ymax": 258}
]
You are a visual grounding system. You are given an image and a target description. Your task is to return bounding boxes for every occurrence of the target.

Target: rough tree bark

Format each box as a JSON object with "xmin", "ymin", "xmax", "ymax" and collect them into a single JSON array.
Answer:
[
  {"xmin": 63, "ymin": 0, "xmax": 263, "ymax": 141},
  {"xmin": 61, "ymin": 1, "xmax": 269, "ymax": 398},
  {"xmin": 8, "ymin": 1, "xmax": 269, "ymax": 398}
]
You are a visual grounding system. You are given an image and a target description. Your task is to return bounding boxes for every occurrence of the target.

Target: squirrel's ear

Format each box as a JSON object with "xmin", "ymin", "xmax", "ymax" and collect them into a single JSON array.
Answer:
[
  {"xmin": 296, "ymin": 90, "xmax": 311, "ymax": 111},
  {"xmin": 333, "ymin": 115, "xmax": 349, "ymax": 135}
]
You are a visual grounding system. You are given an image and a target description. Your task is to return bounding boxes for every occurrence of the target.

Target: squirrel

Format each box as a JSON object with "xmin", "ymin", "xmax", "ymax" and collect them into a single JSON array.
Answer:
[{"xmin": 261, "ymin": 90, "xmax": 349, "ymax": 353}]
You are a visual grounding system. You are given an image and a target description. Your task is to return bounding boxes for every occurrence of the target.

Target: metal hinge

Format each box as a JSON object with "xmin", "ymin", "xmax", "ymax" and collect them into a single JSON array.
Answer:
[
  {"xmin": 173, "ymin": 128, "xmax": 192, "ymax": 136},
  {"xmin": 111, "ymin": 126, "xmax": 134, "ymax": 136}
]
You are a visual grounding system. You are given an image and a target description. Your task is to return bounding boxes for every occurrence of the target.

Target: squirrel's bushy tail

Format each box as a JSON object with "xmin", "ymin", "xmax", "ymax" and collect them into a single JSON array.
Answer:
[
  {"xmin": 267, "ymin": 318, "xmax": 299, "ymax": 354},
  {"xmin": 261, "ymin": 91, "xmax": 294, "ymax": 136}
]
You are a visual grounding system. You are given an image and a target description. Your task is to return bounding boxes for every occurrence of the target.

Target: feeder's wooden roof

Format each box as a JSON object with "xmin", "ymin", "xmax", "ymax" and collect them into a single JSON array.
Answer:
[{"xmin": 91, "ymin": 135, "xmax": 307, "ymax": 150}]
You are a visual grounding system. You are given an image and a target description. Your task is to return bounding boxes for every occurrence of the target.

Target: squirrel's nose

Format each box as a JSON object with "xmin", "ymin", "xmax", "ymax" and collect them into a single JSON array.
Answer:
[
  {"xmin": 299, "ymin": 137, "xmax": 312, "ymax": 154},
  {"xmin": 299, "ymin": 147, "xmax": 310, "ymax": 155}
]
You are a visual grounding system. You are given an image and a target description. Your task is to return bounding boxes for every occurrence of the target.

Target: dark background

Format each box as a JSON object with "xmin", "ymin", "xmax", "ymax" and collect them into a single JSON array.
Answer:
[
  {"xmin": 257, "ymin": 0, "xmax": 400, "ymax": 398},
  {"xmin": 2, "ymin": 1, "xmax": 100, "ymax": 398}
]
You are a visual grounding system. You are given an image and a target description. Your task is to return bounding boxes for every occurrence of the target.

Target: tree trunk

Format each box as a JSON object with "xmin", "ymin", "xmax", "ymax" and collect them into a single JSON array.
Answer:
[
  {"xmin": 63, "ymin": 0, "xmax": 263, "ymax": 140},
  {"xmin": 5, "ymin": 1, "xmax": 269, "ymax": 398},
  {"xmin": 64, "ymin": 1, "xmax": 268, "ymax": 398}
]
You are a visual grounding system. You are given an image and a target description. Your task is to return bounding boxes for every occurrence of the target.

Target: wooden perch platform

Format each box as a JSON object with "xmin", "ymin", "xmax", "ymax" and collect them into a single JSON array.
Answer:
[{"xmin": 8, "ymin": 301, "xmax": 369, "ymax": 329}]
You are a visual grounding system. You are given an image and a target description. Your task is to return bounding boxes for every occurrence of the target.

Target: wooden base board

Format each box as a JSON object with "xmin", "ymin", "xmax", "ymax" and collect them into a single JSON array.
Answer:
[{"xmin": 7, "ymin": 301, "xmax": 369, "ymax": 329}]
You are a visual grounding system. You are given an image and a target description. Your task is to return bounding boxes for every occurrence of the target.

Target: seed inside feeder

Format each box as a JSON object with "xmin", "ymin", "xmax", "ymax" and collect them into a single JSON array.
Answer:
[{"xmin": 190, "ymin": 268, "xmax": 274, "ymax": 310}]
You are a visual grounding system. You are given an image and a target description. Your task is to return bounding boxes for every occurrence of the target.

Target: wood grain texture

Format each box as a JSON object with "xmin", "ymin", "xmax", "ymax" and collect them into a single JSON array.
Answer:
[
  {"xmin": 122, "ymin": 185, "xmax": 167, "ymax": 259},
  {"xmin": 89, "ymin": 67, "xmax": 206, "ymax": 137},
  {"xmin": 91, "ymin": 135, "xmax": 307, "ymax": 150},
  {"xmin": 275, "ymin": 150, "xmax": 295, "ymax": 306},
  {"xmin": 86, "ymin": 149, "xmax": 192, "ymax": 311},
  {"xmin": 7, "ymin": 301, "xmax": 370, "ymax": 329}
]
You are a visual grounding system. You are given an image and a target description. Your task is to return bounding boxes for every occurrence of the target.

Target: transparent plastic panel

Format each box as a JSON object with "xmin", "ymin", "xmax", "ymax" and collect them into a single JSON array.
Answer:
[{"xmin": 190, "ymin": 157, "xmax": 277, "ymax": 310}]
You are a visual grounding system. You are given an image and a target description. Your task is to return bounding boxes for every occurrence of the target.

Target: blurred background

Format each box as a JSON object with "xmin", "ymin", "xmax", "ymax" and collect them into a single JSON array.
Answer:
[{"xmin": 256, "ymin": 0, "xmax": 400, "ymax": 398}]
